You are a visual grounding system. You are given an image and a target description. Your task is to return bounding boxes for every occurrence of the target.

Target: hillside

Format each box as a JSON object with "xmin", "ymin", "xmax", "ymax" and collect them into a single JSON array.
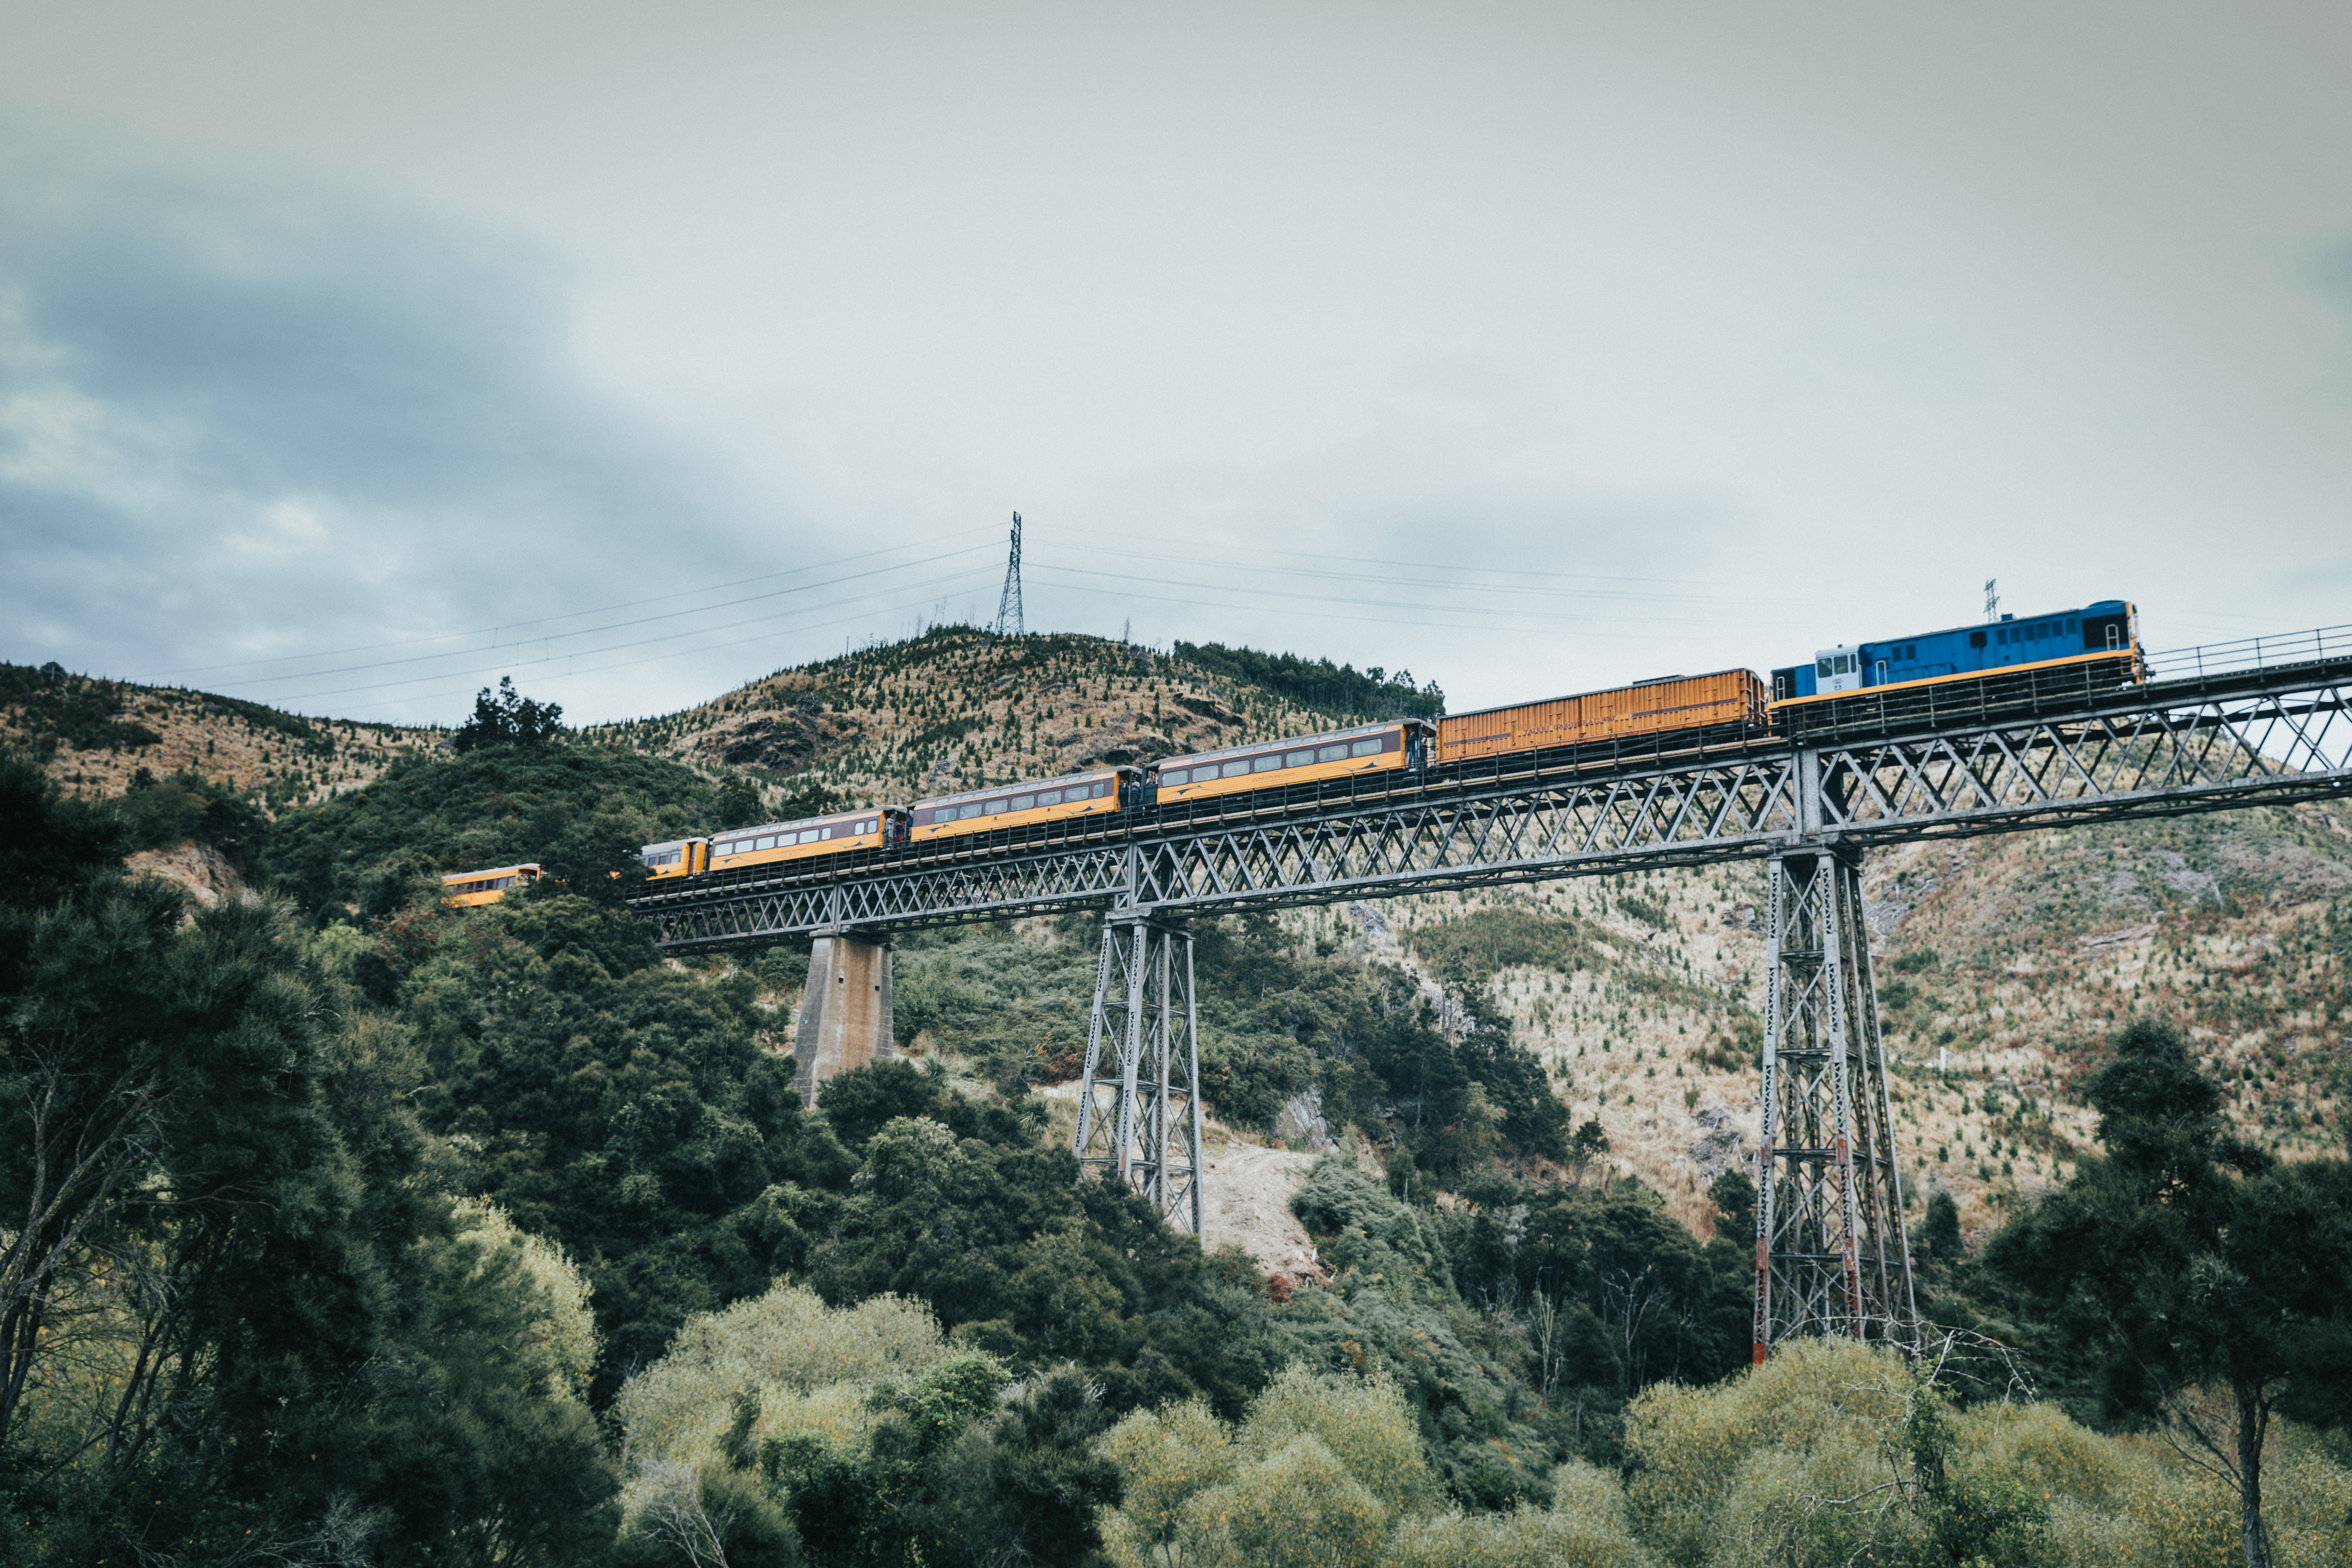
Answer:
[
  {"xmin": 576, "ymin": 626, "xmax": 1434, "ymax": 806},
  {"xmin": 1367, "ymin": 797, "xmax": 2349, "ymax": 1241},
  {"xmin": 1, "ymin": 659, "xmax": 437, "ymax": 810},
  {"xmin": 12, "ymin": 625, "xmax": 2351, "ymax": 1562},
  {"xmin": 14, "ymin": 632, "xmax": 2349, "ymax": 1249}
]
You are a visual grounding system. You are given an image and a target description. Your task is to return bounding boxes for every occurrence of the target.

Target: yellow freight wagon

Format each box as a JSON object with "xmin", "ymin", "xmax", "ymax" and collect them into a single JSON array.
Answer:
[
  {"xmin": 1437, "ymin": 670, "xmax": 1767, "ymax": 763},
  {"xmin": 440, "ymin": 864, "xmax": 543, "ymax": 907}
]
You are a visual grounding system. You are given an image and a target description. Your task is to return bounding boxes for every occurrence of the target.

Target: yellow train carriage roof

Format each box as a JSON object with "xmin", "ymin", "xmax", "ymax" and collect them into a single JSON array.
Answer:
[
  {"xmin": 716, "ymin": 807, "xmax": 878, "ymax": 842},
  {"xmin": 914, "ymin": 766, "xmax": 1123, "ymax": 812},
  {"xmin": 440, "ymin": 863, "xmax": 538, "ymax": 884},
  {"xmin": 1157, "ymin": 719, "xmax": 1414, "ymax": 773}
]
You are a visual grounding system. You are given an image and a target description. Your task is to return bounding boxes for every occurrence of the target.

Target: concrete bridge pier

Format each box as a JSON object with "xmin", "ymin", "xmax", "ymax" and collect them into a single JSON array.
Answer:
[{"xmin": 793, "ymin": 930, "xmax": 894, "ymax": 1106}]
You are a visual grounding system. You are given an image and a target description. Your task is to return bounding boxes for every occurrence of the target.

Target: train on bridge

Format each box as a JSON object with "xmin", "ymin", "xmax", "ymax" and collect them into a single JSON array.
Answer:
[{"xmin": 444, "ymin": 597, "xmax": 2142, "ymax": 901}]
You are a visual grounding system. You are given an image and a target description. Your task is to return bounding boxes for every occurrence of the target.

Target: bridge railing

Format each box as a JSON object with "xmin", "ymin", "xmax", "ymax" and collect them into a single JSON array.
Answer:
[{"xmin": 2143, "ymin": 622, "xmax": 2352, "ymax": 682}]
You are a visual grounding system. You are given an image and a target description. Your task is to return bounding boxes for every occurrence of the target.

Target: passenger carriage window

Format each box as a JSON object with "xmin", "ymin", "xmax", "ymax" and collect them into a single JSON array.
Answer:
[
  {"xmin": 1285, "ymin": 750, "xmax": 1312, "ymax": 768},
  {"xmin": 1038, "ymin": 788, "xmax": 1062, "ymax": 805},
  {"xmin": 754, "ymin": 836, "xmax": 774, "ymax": 850},
  {"xmin": 958, "ymin": 802, "xmax": 983, "ymax": 820},
  {"xmin": 1317, "ymin": 743, "xmax": 1347, "ymax": 762},
  {"xmin": 1094, "ymin": 781, "xmax": 1110, "ymax": 797},
  {"xmin": 1160, "ymin": 770, "xmax": 1188, "ymax": 786},
  {"xmin": 1221, "ymin": 760, "xmax": 1251, "ymax": 777},
  {"xmin": 985, "ymin": 799, "xmax": 1008, "ymax": 815},
  {"xmin": 1253, "ymin": 754, "xmax": 1282, "ymax": 772},
  {"xmin": 1012, "ymin": 794, "xmax": 1035, "ymax": 811},
  {"xmin": 1350, "ymin": 738, "xmax": 1381, "ymax": 757}
]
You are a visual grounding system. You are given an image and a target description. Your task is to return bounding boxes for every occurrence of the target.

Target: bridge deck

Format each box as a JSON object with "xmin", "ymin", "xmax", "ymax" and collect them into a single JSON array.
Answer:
[{"xmin": 631, "ymin": 651, "xmax": 2352, "ymax": 949}]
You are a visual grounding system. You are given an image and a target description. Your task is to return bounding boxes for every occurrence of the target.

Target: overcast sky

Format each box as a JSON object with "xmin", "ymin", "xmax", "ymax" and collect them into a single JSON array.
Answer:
[{"xmin": 3, "ymin": 2, "xmax": 2348, "ymax": 726}]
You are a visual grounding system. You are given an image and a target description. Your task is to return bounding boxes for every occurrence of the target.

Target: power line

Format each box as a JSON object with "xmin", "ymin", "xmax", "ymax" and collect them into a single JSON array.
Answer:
[
  {"xmin": 1026, "ymin": 566, "xmax": 1814, "ymax": 640},
  {"xmin": 264, "ymin": 564, "xmax": 1001, "ymax": 707},
  {"xmin": 141, "ymin": 529, "xmax": 983, "ymax": 682},
  {"xmin": 188, "ymin": 547, "xmax": 996, "ymax": 695}
]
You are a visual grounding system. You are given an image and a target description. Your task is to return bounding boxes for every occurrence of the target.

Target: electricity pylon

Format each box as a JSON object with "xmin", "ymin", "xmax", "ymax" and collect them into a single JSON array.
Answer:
[{"xmin": 993, "ymin": 512, "xmax": 1024, "ymax": 637}]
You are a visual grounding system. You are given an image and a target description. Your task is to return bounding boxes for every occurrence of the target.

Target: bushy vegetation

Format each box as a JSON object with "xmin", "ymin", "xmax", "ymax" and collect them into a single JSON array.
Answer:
[
  {"xmin": 1174, "ymin": 640, "xmax": 1446, "ymax": 721},
  {"xmin": 10, "ymin": 627, "xmax": 2352, "ymax": 1568},
  {"xmin": 0, "ymin": 662, "xmax": 162, "ymax": 757},
  {"xmin": 0, "ymin": 754, "xmax": 619, "ymax": 1564},
  {"xmin": 258, "ymin": 741, "xmax": 747, "ymax": 917},
  {"xmin": 115, "ymin": 764, "xmax": 269, "ymax": 859},
  {"xmin": 452, "ymin": 675, "xmax": 566, "ymax": 753}
]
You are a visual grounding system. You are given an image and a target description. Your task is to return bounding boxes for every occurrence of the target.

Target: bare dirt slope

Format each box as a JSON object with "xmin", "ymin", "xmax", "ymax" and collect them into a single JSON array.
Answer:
[{"xmin": 1199, "ymin": 1142, "xmax": 1320, "ymax": 1277}]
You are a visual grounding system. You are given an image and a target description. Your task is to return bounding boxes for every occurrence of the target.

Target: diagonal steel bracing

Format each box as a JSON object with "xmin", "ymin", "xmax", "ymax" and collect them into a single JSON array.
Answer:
[
  {"xmin": 1752, "ymin": 848, "xmax": 1916, "ymax": 1359},
  {"xmin": 628, "ymin": 652, "xmax": 2352, "ymax": 1320},
  {"xmin": 635, "ymin": 665, "xmax": 2352, "ymax": 947},
  {"xmin": 1071, "ymin": 906, "xmax": 1204, "ymax": 1237}
]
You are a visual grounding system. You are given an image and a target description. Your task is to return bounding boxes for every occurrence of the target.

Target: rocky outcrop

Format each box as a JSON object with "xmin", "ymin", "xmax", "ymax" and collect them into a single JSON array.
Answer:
[
  {"xmin": 125, "ymin": 842, "xmax": 248, "ymax": 910},
  {"xmin": 698, "ymin": 700, "xmax": 860, "ymax": 774},
  {"xmin": 1273, "ymin": 1086, "xmax": 1336, "ymax": 1151}
]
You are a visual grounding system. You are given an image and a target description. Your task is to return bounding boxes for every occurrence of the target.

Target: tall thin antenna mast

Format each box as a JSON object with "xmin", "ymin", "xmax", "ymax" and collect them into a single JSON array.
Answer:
[
  {"xmin": 994, "ymin": 512, "xmax": 1025, "ymax": 636},
  {"xmin": 1984, "ymin": 579, "xmax": 1999, "ymax": 622}
]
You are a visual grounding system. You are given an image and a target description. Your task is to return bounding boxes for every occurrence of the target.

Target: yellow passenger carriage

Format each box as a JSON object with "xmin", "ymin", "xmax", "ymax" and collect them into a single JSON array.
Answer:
[
  {"xmin": 1149, "ymin": 720, "xmax": 1433, "ymax": 805},
  {"xmin": 706, "ymin": 808, "xmax": 906, "ymax": 873},
  {"xmin": 910, "ymin": 767, "xmax": 1138, "ymax": 842},
  {"xmin": 439, "ymin": 864, "xmax": 543, "ymax": 907}
]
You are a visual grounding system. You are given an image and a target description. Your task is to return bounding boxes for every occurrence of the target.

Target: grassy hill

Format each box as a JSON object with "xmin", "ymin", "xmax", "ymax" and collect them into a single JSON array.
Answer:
[
  {"xmin": 575, "ymin": 625, "xmax": 1436, "ymax": 807},
  {"xmin": 1, "ymin": 659, "xmax": 436, "ymax": 811}
]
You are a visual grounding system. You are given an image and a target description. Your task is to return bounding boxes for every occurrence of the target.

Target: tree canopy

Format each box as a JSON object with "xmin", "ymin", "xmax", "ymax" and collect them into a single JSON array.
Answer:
[
  {"xmin": 1986, "ymin": 1017, "xmax": 2352, "ymax": 1568},
  {"xmin": 452, "ymin": 675, "xmax": 566, "ymax": 752}
]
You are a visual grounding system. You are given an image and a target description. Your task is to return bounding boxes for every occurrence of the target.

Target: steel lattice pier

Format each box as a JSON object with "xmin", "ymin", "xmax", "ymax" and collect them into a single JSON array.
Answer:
[{"xmin": 1070, "ymin": 903, "xmax": 1204, "ymax": 1237}]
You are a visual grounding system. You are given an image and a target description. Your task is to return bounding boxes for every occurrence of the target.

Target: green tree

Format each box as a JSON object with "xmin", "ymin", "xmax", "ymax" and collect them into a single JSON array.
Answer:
[
  {"xmin": 452, "ymin": 675, "xmax": 565, "ymax": 752},
  {"xmin": 1, "ymin": 760, "xmax": 618, "ymax": 1561},
  {"xmin": 1987, "ymin": 1017, "xmax": 2352, "ymax": 1568}
]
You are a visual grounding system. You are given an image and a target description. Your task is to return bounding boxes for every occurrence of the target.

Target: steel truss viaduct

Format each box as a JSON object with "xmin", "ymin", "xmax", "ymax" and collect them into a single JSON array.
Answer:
[{"xmin": 631, "ymin": 643, "xmax": 2352, "ymax": 1360}]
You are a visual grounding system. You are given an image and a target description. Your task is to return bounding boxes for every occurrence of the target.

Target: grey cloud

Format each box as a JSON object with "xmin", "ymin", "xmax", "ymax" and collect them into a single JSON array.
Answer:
[
  {"xmin": 2312, "ymin": 232, "xmax": 2352, "ymax": 315},
  {"xmin": 0, "ymin": 113, "xmax": 759, "ymax": 721}
]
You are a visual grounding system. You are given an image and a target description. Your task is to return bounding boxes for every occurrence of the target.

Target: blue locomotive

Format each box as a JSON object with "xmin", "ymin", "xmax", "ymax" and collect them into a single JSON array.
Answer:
[{"xmin": 1770, "ymin": 599, "xmax": 2140, "ymax": 706}]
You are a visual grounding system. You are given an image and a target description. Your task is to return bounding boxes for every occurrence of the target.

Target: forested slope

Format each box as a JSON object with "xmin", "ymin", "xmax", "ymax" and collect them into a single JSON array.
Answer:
[{"xmin": 8, "ymin": 626, "xmax": 2352, "ymax": 1565}]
